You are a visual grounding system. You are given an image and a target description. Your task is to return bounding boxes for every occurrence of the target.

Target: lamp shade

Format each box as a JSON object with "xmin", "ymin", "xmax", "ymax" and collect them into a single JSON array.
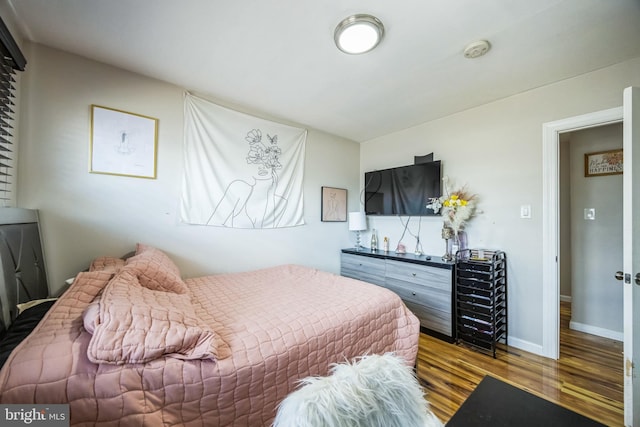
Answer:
[{"xmin": 348, "ymin": 211, "xmax": 367, "ymax": 231}]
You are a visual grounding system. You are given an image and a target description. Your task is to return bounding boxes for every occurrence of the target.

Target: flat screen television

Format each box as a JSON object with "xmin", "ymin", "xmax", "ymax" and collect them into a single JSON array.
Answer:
[{"xmin": 364, "ymin": 161, "xmax": 441, "ymax": 216}]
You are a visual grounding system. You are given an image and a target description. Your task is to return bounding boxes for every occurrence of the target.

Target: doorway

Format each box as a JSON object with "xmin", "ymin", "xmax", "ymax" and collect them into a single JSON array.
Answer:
[
  {"xmin": 559, "ymin": 124, "xmax": 623, "ymax": 342},
  {"xmin": 556, "ymin": 125, "xmax": 625, "ymax": 412},
  {"xmin": 541, "ymin": 107, "xmax": 623, "ymax": 360}
]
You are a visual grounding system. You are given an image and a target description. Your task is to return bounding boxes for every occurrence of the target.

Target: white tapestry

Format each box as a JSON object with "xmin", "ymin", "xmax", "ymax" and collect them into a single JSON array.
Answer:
[{"xmin": 180, "ymin": 93, "xmax": 307, "ymax": 228}]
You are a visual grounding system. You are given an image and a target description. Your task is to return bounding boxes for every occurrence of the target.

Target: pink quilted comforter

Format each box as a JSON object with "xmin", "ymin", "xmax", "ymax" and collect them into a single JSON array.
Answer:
[{"xmin": 0, "ymin": 261, "xmax": 419, "ymax": 426}]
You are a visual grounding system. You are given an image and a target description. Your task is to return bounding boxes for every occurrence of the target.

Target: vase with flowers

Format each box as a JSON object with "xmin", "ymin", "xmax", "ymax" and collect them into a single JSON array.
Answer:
[{"xmin": 427, "ymin": 177, "xmax": 478, "ymax": 260}]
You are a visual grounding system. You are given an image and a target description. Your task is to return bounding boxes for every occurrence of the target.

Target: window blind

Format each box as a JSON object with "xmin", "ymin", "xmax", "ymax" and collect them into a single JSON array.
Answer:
[{"xmin": 0, "ymin": 16, "xmax": 25, "ymax": 207}]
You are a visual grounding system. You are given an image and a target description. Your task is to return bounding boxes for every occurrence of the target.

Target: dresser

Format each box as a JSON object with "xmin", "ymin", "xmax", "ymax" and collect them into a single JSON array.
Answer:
[{"xmin": 340, "ymin": 248, "xmax": 455, "ymax": 341}]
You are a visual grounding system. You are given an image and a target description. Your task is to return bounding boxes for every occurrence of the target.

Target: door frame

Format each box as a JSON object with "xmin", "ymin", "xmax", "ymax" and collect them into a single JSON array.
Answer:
[{"xmin": 541, "ymin": 107, "xmax": 623, "ymax": 359}]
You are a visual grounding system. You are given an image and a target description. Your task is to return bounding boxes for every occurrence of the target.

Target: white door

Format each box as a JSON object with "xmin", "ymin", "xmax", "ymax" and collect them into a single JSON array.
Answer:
[{"xmin": 623, "ymin": 86, "xmax": 639, "ymax": 427}]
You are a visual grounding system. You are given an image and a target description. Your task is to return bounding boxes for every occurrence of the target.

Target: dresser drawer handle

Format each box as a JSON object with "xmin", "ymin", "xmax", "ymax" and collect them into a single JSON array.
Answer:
[
  {"xmin": 412, "ymin": 291, "xmax": 417, "ymax": 296},
  {"xmin": 412, "ymin": 273, "xmax": 417, "ymax": 277}
]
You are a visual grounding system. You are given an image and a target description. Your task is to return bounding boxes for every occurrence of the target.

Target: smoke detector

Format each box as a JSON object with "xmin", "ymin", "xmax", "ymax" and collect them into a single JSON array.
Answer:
[{"xmin": 463, "ymin": 40, "xmax": 491, "ymax": 59}]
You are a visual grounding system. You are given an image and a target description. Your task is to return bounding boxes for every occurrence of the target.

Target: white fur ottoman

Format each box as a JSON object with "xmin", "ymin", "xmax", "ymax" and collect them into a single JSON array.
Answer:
[{"xmin": 273, "ymin": 353, "xmax": 443, "ymax": 427}]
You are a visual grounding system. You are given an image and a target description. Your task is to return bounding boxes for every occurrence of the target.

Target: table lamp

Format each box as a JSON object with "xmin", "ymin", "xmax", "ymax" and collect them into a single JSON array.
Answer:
[{"xmin": 348, "ymin": 211, "xmax": 367, "ymax": 250}]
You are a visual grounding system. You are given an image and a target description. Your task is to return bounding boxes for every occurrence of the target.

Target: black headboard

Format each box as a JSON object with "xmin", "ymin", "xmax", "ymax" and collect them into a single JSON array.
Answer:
[{"xmin": 0, "ymin": 208, "xmax": 49, "ymax": 336}]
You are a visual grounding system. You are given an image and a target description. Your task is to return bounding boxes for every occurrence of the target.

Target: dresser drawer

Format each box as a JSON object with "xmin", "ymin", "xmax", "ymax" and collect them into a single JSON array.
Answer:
[
  {"xmin": 384, "ymin": 278, "xmax": 451, "ymax": 312},
  {"xmin": 404, "ymin": 301, "xmax": 452, "ymax": 336},
  {"xmin": 340, "ymin": 253, "xmax": 386, "ymax": 286},
  {"xmin": 385, "ymin": 260, "xmax": 450, "ymax": 292}
]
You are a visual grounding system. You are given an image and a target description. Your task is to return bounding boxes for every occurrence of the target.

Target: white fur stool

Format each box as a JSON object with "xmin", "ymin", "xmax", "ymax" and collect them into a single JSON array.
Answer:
[{"xmin": 273, "ymin": 353, "xmax": 443, "ymax": 427}]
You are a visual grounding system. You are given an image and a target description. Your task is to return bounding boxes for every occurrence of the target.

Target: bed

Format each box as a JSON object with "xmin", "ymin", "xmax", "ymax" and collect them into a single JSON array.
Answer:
[{"xmin": 0, "ymin": 213, "xmax": 420, "ymax": 426}]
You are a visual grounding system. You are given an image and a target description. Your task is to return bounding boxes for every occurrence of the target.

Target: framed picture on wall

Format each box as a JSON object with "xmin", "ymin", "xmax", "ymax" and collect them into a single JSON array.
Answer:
[
  {"xmin": 90, "ymin": 105, "xmax": 159, "ymax": 179},
  {"xmin": 321, "ymin": 186, "xmax": 347, "ymax": 222},
  {"xmin": 584, "ymin": 149, "xmax": 623, "ymax": 177}
]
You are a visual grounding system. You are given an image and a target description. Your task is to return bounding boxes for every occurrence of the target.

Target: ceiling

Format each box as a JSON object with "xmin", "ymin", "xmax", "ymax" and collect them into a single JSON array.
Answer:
[{"xmin": 7, "ymin": 0, "xmax": 640, "ymax": 142}]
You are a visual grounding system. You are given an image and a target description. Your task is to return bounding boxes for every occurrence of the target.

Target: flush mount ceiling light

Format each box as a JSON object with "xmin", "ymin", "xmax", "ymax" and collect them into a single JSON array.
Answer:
[{"xmin": 334, "ymin": 14, "xmax": 385, "ymax": 54}]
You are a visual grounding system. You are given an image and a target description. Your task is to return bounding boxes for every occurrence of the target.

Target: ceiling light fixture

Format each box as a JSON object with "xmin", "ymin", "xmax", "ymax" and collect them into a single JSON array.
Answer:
[{"xmin": 334, "ymin": 14, "xmax": 385, "ymax": 55}]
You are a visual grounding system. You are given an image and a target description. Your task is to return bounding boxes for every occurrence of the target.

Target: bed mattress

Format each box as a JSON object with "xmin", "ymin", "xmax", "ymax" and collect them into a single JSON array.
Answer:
[{"xmin": 0, "ymin": 262, "xmax": 419, "ymax": 426}]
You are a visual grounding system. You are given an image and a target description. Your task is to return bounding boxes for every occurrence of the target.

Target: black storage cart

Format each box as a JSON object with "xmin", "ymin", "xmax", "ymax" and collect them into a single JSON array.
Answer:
[{"xmin": 455, "ymin": 249, "xmax": 507, "ymax": 358}]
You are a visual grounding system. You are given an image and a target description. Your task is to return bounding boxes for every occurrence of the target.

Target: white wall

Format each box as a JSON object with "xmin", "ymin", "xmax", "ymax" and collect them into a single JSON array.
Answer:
[
  {"xmin": 361, "ymin": 56, "xmax": 640, "ymax": 353},
  {"xmin": 567, "ymin": 124, "xmax": 623, "ymax": 339},
  {"xmin": 17, "ymin": 42, "xmax": 360, "ymax": 295}
]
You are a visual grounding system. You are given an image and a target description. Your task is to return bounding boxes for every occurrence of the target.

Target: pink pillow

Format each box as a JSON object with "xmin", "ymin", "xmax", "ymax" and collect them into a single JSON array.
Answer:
[
  {"xmin": 90, "ymin": 256, "xmax": 126, "ymax": 274},
  {"xmin": 124, "ymin": 244, "xmax": 187, "ymax": 294}
]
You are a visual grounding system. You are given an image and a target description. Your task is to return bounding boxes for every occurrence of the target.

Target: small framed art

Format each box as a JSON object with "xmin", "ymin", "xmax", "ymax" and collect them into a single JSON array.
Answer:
[
  {"xmin": 321, "ymin": 186, "xmax": 347, "ymax": 222},
  {"xmin": 90, "ymin": 105, "xmax": 159, "ymax": 179},
  {"xmin": 584, "ymin": 149, "xmax": 623, "ymax": 177}
]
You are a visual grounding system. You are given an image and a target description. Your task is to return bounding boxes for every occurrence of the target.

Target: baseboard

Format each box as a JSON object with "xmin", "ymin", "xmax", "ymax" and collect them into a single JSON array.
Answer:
[
  {"xmin": 569, "ymin": 320, "xmax": 623, "ymax": 341},
  {"xmin": 559, "ymin": 294, "xmax": 572, "ymax": 302},
  {"xmin": 506, "ymin": 336, "xmax": 544, "ymax": 357},
  {"xmin": 507, "ymin": 321, "xmax": 623, "ymax": 359}
]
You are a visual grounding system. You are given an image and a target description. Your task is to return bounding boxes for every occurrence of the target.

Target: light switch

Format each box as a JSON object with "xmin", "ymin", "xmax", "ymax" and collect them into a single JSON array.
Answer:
[
  {"xmin": 520, "ymin": 205, "xmax": 531, "ymax": 219},
  {"xmin": 584, "ymin": 208, "xmax": 595, "ymax": 220}
]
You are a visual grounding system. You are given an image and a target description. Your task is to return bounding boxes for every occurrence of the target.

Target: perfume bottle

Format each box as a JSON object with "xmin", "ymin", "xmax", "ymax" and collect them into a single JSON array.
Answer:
[
  {"xmin": 383, "ymin": 236, "xmax": 389, "ymax": 252},
  {"xmin": 370, "ymin": 229, "xmax": 378, "ymax": 251}
]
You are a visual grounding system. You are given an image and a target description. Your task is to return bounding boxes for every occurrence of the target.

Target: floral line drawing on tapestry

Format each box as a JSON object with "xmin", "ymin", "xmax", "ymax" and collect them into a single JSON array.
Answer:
[{"xmin": 206, "ymin": 129, "xmax": 289, "ymax": 228}]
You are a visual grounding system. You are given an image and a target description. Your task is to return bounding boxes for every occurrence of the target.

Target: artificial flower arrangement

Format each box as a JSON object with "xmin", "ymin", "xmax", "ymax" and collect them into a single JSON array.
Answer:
[{"xmin": 427, "ymin": 177, "xmax": 478, "ymax": 234}]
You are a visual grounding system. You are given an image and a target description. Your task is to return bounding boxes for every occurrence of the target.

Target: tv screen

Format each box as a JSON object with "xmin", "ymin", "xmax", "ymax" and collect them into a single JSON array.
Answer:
[{"xmin": 364, "ymin": 161, "xmax": 441, "ymax": 216}]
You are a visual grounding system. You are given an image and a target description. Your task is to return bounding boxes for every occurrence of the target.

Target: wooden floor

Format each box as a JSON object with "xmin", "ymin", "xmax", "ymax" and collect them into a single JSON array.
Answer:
[{"xmin": 416, "ymin": 301, "xmax": 624, "ymax": 426}]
